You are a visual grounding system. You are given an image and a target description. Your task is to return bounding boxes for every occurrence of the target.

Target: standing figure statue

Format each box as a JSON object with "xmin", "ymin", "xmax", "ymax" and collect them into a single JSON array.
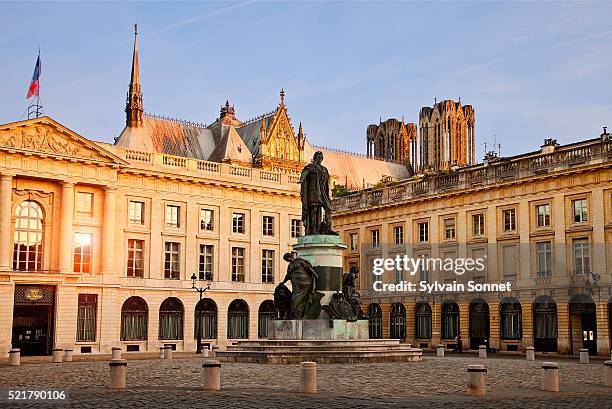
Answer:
[
  {"xmin": 276, "ymin": 253, "xmax": 324, "ymax": 320},
  {"xmin": 342, "ymin": 265, "xmax": 367, "ymax": 319},
  {"xmin": 300, "ymin": 151, "xmax": 336, "ymax": 235}
]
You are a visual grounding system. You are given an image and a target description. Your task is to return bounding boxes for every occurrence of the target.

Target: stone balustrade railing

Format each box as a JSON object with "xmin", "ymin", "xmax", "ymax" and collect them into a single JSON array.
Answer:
[
  {"xmin": 333, "ymin": 138, "xmax": 612, "ymax": 212},
  {"xmin": 118, "ymin": 148, "xmax": 300, "ymax": 186}
]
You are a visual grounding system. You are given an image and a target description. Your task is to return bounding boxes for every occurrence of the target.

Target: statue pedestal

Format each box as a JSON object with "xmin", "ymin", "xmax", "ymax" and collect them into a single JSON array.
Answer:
[
  {"xmin": 293, "ymin": 234, "xmax": 346, "ymax": 310},
  {"xmin": 269, "ymin": 319, "xmax": 369, "ymax": 340}
]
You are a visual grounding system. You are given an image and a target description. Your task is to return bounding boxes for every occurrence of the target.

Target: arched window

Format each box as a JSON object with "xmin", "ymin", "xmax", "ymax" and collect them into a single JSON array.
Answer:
[
  {"xmin": 441, "ymin": 301, "xmax": 460, "ymax": 340},
  {"xmin": 500, "ymin": 297, "xmax": 522, "ymax": 340},
  {"xmin": 228, "ymin": 299, "xmax": 249, "ymax": 339},
  {"xmin": 195, "ymin": 298, "xmax": 217, "ymax": 340},
  {"xmin": 368, "ymin": 304, "xmax": 382, "ymax": 339},
  {"xmin": 469, "ymin": 299, "xmax": 490, "ymax": 349},
  {"xmin": 13, "ymin": 201, "xmax": 44, "ymax": 271},
  {"xmin": 415, "ymin": 302, "xmax": 432, "ymax": 339},
  {"xmin": 120, "ymin": 296, "xmax": 148, "ymax": 341},
  {"xmin": 533, "ymin": 295, "xmax": 557, "ymax": 352},
  {"xmin": 159, "ymin": 297, "xmax": 183, "ymax": 340},
  {"xmin": 258, "ymin": 300, "xmax": 278, "ymax": 339},
  {"xmin": 390, "ymin": 303, "xmax": 406, "ymax": 339}
]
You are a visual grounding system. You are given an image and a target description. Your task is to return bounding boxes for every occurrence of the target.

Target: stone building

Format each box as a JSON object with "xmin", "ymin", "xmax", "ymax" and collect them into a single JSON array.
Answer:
[
  {"xmin": 366, "ymin": 118, "xmax": 418, "ymax": 169},
  {"xmin": 0, "ymin": 28, "xmax": 410, "ymax": 357},
  {"xmin": 333, "ymin": 133, "xmax": 612, "ymax": 356}
]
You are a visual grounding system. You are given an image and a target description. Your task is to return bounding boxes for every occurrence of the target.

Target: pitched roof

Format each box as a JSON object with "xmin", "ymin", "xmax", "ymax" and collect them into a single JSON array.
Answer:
[
  {"xmin": 235, "ymin": 113, "xmax": 275, "ymax": 157},
  {"xmin": 207, "ymin": 124, "xmax": 253, "ymax": 163}
]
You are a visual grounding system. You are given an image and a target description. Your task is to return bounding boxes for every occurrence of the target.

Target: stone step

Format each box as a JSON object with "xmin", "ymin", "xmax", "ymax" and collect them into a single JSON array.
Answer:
[
  {"xmin": 216, "ymin": 349, "xmax": 422, "ymax": 364},
  {"xmin": 226, "ymin": 339, "xmax": 404, "ymax": 347},
  {"xmin": 226, "ymin": 345, "xmax": 413, "ymax": 352}
]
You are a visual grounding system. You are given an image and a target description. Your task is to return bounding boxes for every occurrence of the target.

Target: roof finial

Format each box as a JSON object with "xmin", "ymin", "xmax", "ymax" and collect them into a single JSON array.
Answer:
[
  {"xmin": 280, "ymin": 88, "xmax": 285, "ymax": 104},
  {"xmin": 134, "ymin": 23, "xmax": 138, "ymax": 36},
  {"xmin": 458, "ymin": 96, "xmax": 461, "ymax": 104}
]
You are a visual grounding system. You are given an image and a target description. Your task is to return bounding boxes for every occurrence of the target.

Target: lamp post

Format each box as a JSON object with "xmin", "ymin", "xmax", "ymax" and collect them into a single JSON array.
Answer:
[{"xmin": 191, "ymin": 273, "xmax": 211, "ymax": 354}]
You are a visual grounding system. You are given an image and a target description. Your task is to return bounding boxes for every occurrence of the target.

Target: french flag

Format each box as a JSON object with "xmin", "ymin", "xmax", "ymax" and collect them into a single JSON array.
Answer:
[{"xmin": 26, "ymin": 54, "xmax": 41, "ymax": 99}]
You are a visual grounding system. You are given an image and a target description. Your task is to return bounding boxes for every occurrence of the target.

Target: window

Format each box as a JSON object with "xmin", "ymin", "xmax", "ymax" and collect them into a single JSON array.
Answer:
[
  {"xmin": 393, "ymin": 226, "xmax": 404, "ymax": 245},
  {"xmin": 415, "ymin": 303, "xmax": 432, "ymax": 339},
  {"xmin": 572, "ymin": 199, "xmax": 588, "ymax": 223},
  {"xmin": 368, "ymin": 304, "xmax": 382, "ymax": 339},
  {"xmin": 231, "ymin": 247, "xmax": 245, "ymax": 282},
  {"xmin": 76, "ymin": 294, "xmax": 97, "ymax": 342},
  {"xmin": 195, "ymin": 299, "xmax": 217, "ymax": 340},
  {"xmin": 371, "ymin": 229, "xmax": 380, "ymax": 248},
  {"xmin": 13, "ymin": 201, "xmax": 44, "ymax": 271},
  {"xmin": 395, "ymin": 266, "xmax": 403, "ymax": 284},
  {"xmin": 198, "ymin": 244, "xmax": 214, "ymax": 280},
  {"xmin": 500, "ymin": 300, "xmax": 522, "ymax": 340},
  {"xmin": 349, "ymin": 233, "xmax": 358, "ymax": 251},
  {"xmin": 573, "ymin": 238, "xmax": 590, "ymax": 274},
  {"xmin": 444, "ymin": 218, "xmax": 456, "ymax": 240},
  {"xmin": 127, "ymin": 239, "xmax": 144, "ymax": 277},
  {"xmin": 390, "ymin": 303, "xmax": 406, "ymax": 339},
  {"xmin": 441, "ymin": 302, "xmax": 460, "ymax": 339},
  {"xmin": 536, "ymin": 241, "xmax": 552, "ymax": 277},
  {"xmin": 165, "ymin": 205, "xmax": 180, "ymax": 228},
  {"xmin": 232, "ymin": 212, "xmax": 245, "ymax": 234},
  {"xmin": 418, "ymin": 254, "xmax": 429, "ymax": 282},
  {"xmin": 472, "ymin": 248, "xmax": 486, "ymax": 281},
  {"xmin": 120, "ymin": 296, "xmax": 148, "ymax": 341},
  {"xmin": 262, "ymin": 215, "xmax": 274, "ymax": 236},
  {"xmin": 76, "ymin": 192, "xmax": 93, "ymax": 216},
  {"xmin": 502, "ymin": 245, "xmax": 517, "ymax": 279},
  {"xmin": 258, "ymin": 300, "xmax": 278, "ymax": 338},
  {"xmin": 227, "ymin": 299, "xmax": 249, "ymax": 339},
  {"xmin": 128, "ymin": 201, "xmax": 144, "ymax": 224},
  {"xmin": 73, "ymin": 233, "xmax": 92, "ymax": 273},
  {"xmin": 536, "ymin": 204, "xmax": 550, "ymax": 227},
  {"xmin": 290, "ymin": 219, "xmax": 302, "ymax": 238},
  {"xmin": 261, "ymin": 249, "xmax": 274, "ymax": 283},
  {"xmin": 503, "ymin": 209, "xmax": 516, "ymax": 232},
  {"xmin": 164, "ymin": 242, "xmax": 180, "ymax": 279},
  {"xmin": 418, "ymin": 222, "xmax": 429, "ymax": 242},
  {"xmin": 158, "ymin": 297, "xmax": 183, "ymax": 340},
  {"xmin": 200, "ymin": 209, "xmax": 214, "ymax": 231},
  {"xmin": 473, "ymin": 213, "xmax": 485, "ymax": 236}
]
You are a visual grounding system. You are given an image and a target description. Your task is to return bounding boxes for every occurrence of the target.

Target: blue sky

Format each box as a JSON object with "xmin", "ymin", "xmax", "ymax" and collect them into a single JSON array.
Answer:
[{"xmin": 1, "ymin": 1, "xmax": 611, "ymax": 159}]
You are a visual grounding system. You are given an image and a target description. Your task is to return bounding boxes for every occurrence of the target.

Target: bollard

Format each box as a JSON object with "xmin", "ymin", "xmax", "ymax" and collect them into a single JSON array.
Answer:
[
  {"xmin": 203, "ymin": 349, "xmax": 215, "ymax": 358},
  {"xmin": 202, "ymin": 359, "xmax": 221, "ymax": 391},
  {"xmin": 111, "ymin": 347, "xmax": 122, "ymax": 360},
  {"xmin": 579, "ymin": 349, "xmax": 589, "ymax": 364},
  {"xmin": 467, "ymin": 364, "xmax": 486, "ymax": 396},
  {"xmin": 159, "ymin": 346, "xmax": 165, "ymax": 359},
  {"xmin": 163, "ymin": 346, "xmax": 172, "ymax": 360},
  {"xmin": 52, "ymin": 348, "xmax": 63, "ymax": 363},
  {"xmin": 605, "ymin": 361, "xmax": 612, "ymax": 388},
  {"xmin": 541, "ymin": 362, "xmax": 559, "ymax": 392},
  {"xmin": 299, "ymin": 361, "xmax": 317, "ymax": 394},
  {"xmin": 8, "ymin": 348, "xmax": 20, "ymax": 366},
  {"xmin": 64, "ymin": 349, "xmax": 73, "ymax": 362},
  {"xmin": 437, "ymin": 344, "xmax": 444, "ymax": 357},
  {"xmin": 526, "ymin": 346, "xmax": 535, "ymax": 361},
  {"xmin": 108, "ymin": 359, "xmax": 127, "ymax": 389},
  {"xmin": 478, "ymin": 345, "xmax": 487, "ymax": 359}
]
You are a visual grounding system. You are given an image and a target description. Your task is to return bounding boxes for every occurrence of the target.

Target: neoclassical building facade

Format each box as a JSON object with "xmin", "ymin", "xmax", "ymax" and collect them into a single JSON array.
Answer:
[{"xmin": 333, "ymin": 134, "xmax": 612, "ymax": 356}]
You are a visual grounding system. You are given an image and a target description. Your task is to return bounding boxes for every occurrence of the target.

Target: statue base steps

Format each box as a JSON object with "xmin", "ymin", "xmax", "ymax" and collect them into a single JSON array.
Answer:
[
  {"xmin": 269, "ymin": 319, "xmax": 368, "ymax": 340},
  {"xmin": 216, "ymin": 339, "xmax": 423, "ymax": 364}
]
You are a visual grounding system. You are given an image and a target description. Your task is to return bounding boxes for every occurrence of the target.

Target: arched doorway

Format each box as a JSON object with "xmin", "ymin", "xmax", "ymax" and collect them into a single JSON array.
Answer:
[
  {"xmin": 120, "ymin": 296, "xmax": 148, "ymax": 341},
  {"xmin": 195, "ymin": 298, "xmax": 217, "ymax": 340},
  {"xmin": 441, "ymin": 301, "xmax": 460, "ymax": 340},
  {"xmin": 158, "ymin": 297, "xmax": 184, "ymax": 340},
  {"xmin": 228, "ymin": 299, "xmax": 249, "ymax": 339},
  {"xmin": 414, "ymin": 302, "xmax": 432, "ymax": 340},
  {"xmin": 368, "ymin": 304, "xmax": 382, "ymax": 339},
  {"xmin": 500, "ymin": 297, "xmax": 522, "ymax": 341},
  {"xmin": 533, "ymin": 295, "xmax": 557, "ymax": 352},
  {"xmin": 390, "ymin": 303, "xmax": 406, "ymax": 339},
  {"xmin": 469, "ymin": 299, "xmax": 490, "ymax": 349},
  {"xmin": 569, "ymin": 293, "xmax": 597, "ymax": 355},
  {"xmin": 258, "ymin": 300, "xmax": 278, "ymax": 339}
]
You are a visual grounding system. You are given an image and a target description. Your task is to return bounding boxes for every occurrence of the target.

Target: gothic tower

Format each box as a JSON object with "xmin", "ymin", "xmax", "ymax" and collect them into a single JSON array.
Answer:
[
  {"xmin": 125, "ymin": 24, "xmax": 143, "ymax": 128},
  {"xmin": 419, "ymin": 98, "xmax": 475, "ymax": 171},
  {"xmin": 366, "ymin": 118, "xmax": 418, "ymax": 169}
]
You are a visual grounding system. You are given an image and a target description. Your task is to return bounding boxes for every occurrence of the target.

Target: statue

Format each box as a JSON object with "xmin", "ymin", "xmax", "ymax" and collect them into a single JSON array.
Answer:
[
  {"xmin": 300, "ymin": 151, "xmax": 336, "ymax": 235},
  {"xmin": 342, "ymin": 265, "xmax": 367, "ymax": 319},
  {"xmin": 274, "ymin": 253, "xmax": 324, "ymax": 319}
]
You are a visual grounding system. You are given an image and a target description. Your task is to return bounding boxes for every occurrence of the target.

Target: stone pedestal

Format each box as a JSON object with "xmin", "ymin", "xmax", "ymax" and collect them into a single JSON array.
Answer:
[
  {"xmin": 478, "ymin": 345, "xmax": 487, "ymax": 359},
  {"xmin": 163, "ymin": 346, "xmax": 173, "ymax": 359},
  {"xmin": 8, "ymin": 348, "xmax": 20, "ymax": 366},
  {"xmin": 436, "ymin": 345, "xmax": 444, "ymax": 357},
  {"xmin": 299, "ymin": 361, "xmax": 317, "ymax": 394},
  {"xmin": 269, "ymin": 319, "xmax": 368, "ymax": 340},
  {"xmin": 579, "ymin": 349, "xmax": 589, "ymax": 364},
  {"xmin": 52, "ymin": 349, "xmax": 63, "ymax": 363},
  {"xmin": 526, "ymin": 346, "xmax": 535, "ymax": 361},
  {"xmin": 202, "ymin": 359, "xmax": 221, "ymax": 391},
  {"xmin": 64, "ymin": 349, "xmax": 73, "ymax": 362},
  {"xmin": 467, "ymin": 365, "xmax": 486, "ymax": 396},
  {"xmin": 109, "ymin": 359, "xmax": 127, "ymax": 389},
  {"xmin": 159, "ymin": 347, "xmax": 165, "ymax": 359},
  {"xmin": 293, "ymin": 235, "xmax": 347, "ymax": 311},
  {"xmin": 541, "ymin": 362, "xmax": 559, "ymax": 392},
  {"xmin": 111, "ymin": 347, "xmax": 122, "ymax": 360}
]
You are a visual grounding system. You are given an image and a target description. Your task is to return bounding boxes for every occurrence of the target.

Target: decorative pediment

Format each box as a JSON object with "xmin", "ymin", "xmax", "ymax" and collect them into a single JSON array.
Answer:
[
  {"xmin": 261, "ymin": 106, "xmax": 301, "ymax": 162},
  {"xmin": 0, "ymin": 117, "xmax": 126, "ymax": 165}
]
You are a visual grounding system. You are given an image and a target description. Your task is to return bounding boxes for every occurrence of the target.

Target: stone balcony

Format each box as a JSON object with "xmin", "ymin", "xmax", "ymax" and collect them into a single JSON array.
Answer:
[{"xmin": 332, "ymin": 137, "xmax": 612, "ymax": 213}]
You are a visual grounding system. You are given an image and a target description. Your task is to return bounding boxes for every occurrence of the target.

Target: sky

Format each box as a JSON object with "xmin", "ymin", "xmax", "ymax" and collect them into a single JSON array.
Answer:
[{"xmin": 1, "ymin": 1, "xmax": 612, "ymax": 159}]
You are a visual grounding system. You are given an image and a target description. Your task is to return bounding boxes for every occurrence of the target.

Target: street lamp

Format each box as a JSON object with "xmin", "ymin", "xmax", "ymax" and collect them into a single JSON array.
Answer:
[{"xmin": 191, "ymin": 273, "xmax": 211, "ymax": 354}]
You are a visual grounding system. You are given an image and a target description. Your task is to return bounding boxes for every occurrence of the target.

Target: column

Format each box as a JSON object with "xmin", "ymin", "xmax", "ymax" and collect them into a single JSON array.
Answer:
[
  {"xmin": 101, "ymin": 186, "xmax": 116, "ymax": 274},
  {"xmin": 0, "ymin": 173, "xmax": 14, "ymax": 271},
  {"xmin": 58, "ymin": 181, "xmax": 74, "ymax": 273}
]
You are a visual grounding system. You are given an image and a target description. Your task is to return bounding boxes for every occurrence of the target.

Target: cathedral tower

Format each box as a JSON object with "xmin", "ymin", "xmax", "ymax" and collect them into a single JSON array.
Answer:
[{"xmin": 366, "ymin": 118, "xmax": 418, "ymax": 169}]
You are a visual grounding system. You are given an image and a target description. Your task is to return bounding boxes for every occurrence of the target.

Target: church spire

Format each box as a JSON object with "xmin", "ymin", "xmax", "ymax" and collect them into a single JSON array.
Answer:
[{"xmin": 126, "ymin": 23, "xmax": 143, "ymax": 128}]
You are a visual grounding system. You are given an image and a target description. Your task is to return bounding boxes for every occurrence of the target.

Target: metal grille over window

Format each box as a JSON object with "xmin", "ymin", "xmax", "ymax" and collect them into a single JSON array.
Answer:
[
  {"xmin": 120, "ymin": 296, "xmax": 148, "ymax": 341},
  {"xmin": 159, "ymin": 297, "xmax": 184, "ymax": 340}
]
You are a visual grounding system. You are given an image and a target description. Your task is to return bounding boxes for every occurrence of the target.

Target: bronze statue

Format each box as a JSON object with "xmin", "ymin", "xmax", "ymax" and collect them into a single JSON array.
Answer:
[
  {"xmin": 300, "ymin": 151, "xmax": 336, "ymax": 235},
  {"xmin": 342, "ymin": 265, "xmax": 367, "ymax": 319},
  {"xmin": 274, "ymin": 253, "xmax": 323, "ymax": 319}
]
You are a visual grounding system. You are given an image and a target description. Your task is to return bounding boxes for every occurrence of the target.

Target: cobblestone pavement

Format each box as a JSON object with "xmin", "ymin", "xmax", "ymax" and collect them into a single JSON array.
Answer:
[{"xmin": 1, "ymin": 355, "xmax": 611, "ymax": 408}]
